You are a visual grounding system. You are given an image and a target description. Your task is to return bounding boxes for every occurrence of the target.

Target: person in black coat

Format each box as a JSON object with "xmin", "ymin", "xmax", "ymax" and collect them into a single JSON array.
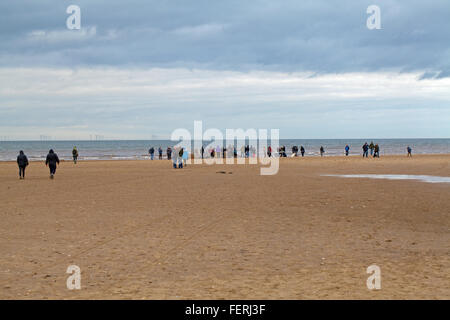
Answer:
[
  {"xmin": 45, "ymin": 149, "xmax": 60, "ymax": 179},
  {"xmin": 17, "ymin": 150, "xmax": 29, "ymax": 179}
]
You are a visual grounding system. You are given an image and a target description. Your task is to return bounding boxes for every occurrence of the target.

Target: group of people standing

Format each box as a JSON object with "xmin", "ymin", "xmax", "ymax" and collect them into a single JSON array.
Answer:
[
  {"xmin": 149, "ymin": 146, "xmax": 173, "ymax": 160},
  {"xmin": 362, "ymin": 141, "xmax": 380, "ymax": 158}
]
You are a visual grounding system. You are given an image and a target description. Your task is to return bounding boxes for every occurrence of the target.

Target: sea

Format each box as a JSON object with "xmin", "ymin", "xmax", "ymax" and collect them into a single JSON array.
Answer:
[{"xmin": 0, "ymin": 139, "xmax": 448, "ymax": 161}]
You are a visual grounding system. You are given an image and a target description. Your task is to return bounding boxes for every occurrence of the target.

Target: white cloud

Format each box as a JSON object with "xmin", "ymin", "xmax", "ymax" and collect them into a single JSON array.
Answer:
[
  {"xmin": 27, "ymin": 27, "xmax": 97, "ymax": 43},
  {"xmin": 171, "ymin": 24, "xmax": 228, "ymax": 37},
  {"xmin": 0, "ymin": 67, "xmax": 449, "ymax": 139},
  {"xmin": 1, "ymin": 67, "xmax": 449, "ymax": 102}
]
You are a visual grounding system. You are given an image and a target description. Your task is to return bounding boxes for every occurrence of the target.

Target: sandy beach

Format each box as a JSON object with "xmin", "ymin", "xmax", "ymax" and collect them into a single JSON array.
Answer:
[{"xmin": 0, "ymin": 154, "xmax": 449, "ymax": 299}]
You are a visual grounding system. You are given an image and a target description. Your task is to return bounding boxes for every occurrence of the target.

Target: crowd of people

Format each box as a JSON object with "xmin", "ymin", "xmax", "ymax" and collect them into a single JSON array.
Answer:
[
  {"xmin": 14, "ymin": 143, "xmax": 415, "ymax": 179},
  {"xmin": 146, "ymin": 143, "xmax": 391, "ymax": 160}
]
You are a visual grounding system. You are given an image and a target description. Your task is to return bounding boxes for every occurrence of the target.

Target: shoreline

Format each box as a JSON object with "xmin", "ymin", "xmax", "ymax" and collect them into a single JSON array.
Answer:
[{"xmin": 0, "ymin": 152, "xmax": 449, "ymax": 164}]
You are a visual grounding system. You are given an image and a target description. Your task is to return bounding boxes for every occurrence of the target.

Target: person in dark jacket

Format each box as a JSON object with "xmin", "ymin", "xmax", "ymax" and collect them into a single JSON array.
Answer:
[
  {"xmin": 373, "ymin": 144, "xmax": 380, "ymax": 158},
  {"xmin": 362, "ymin": 142, "xmax": 369, "ymax": 158},
  {"xmin": 72, "ymin": 146, "xmax": 79, "ymax": 164},
  {"xmin": 369, "ymin": 141, "xmax": 375, "ymax": 156},
  {"xmin": 407, "ymin": 146, "xmax": 412, "ymax": 157},
  {"xmin": 45, "ymin": 149, "xmax": 60, "ymax": 179},
  {"xmin": 300, "ymin": 146, "xmax": 305, "ymax": 157},
  {"xmin": 158, "ymin": 147, "xmax": 163, "ymax": 160},
  {"xmin": 17, "ymin": 150, "xmax": 29, "ymax": 179},
  {"xmin": 149, "ymin": 147, "xmax": 155, "ymax": 160}
]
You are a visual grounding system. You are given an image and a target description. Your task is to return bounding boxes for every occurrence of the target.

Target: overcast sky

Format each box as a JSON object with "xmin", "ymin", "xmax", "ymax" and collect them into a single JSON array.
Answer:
[{"xmin": 0, "ymin": 0, "xmax": 449, "ymax": 139}]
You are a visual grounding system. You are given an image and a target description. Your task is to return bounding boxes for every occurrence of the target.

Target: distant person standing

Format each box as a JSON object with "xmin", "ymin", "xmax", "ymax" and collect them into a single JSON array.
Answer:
[
  {"xmin": 182, "ymin": 148, "xmax": 189, "ymax": 166},
  {"xmin": 45, "ymin": 149, "xmax": 60, "ymax": 179},
  {"xmin": 172, "ymin": 147, "xmax": 179, "ymax": 168},
  {"xmin": 267, "ymin": 146, "xmax": 272, "ymax": 157},
  {"xmin": 167, "ymin": 147, "xmax": 172, "ymax": 160},
  {"xmin": 216, "ymin": 145, "xmax": 221, "ymax": 158},
  {"xmin": 281, "ymin": 146, "xmax": 287, "ymax": 157},
  {"xmin": 158, "ymin": 147, "xmax": 163, "ymax": 160},
  {"xmin": 369, "ymin": 141, "xmax": 375, "ymax": 156},
  {"xmin": 407, "ymin": 146, "xmax": 412, "ymax": 157},
  {"xmin": 72, "ymin": 146, "xmax": 79, "ymax": 164},
  {"xmin": 373, "ymin": 144, "xmax": 380, "ymax": 158},
  {"xmin": 345, "ymin": 145, "xmax": 350, "ymax": 156},
  {"xmin": 201, "ymin": 146, "xmax": 205, "ymax": 159},
  {"xmin": 299, "ymin": 146, "xmax": 305, "ymax": 157},
  {"xmin": 300, "ymin": 146, "xmax": 305, "ymax": 157},
  {"xmin": 17, "ymin": 150, "xmax": 29, "ymax": 180},
  {"xmin": 320, "ymin": 146, "xmax": 325, "ymax": 157},
  {"xmin": 178, "ymin": 147, "xmax": 184, "ymax": 168},
  {"xmin": 362, "ymin": 142, "xmax": 369, "ymax": 158},
  {"xmin": 149, "ymin": 147, "xmax": 155, "ymax": 160}
]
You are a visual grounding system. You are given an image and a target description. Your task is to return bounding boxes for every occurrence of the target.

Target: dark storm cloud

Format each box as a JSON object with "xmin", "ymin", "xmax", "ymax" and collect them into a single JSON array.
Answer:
[{"xmin": 0, "ymin": 0, "xmax": 449, "ymax": 75}]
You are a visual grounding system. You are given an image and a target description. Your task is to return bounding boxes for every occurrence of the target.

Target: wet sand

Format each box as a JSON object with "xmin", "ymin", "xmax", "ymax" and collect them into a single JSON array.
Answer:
[{"xmin": 0, "ymin": 154, "xmax": 449, "ymax": 299}]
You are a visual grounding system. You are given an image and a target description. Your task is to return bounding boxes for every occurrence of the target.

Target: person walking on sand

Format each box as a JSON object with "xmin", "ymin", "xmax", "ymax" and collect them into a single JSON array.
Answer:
[
  {"xmin": 369, "ymin": 141, "xmax": 375, "ymax": 156},
  {"xmin": 373, "ymin": 144, "xmax": 380, "ymax": 158},
  {"xmin": 149, "ymin": 147, "xmax": 155, "ymax": 160},
  {"xmin": 345, "ymin": 145, "xmax": 350, "ymax": 156},
  {"xmin": 320, "ymin": 146, "xmax": 325, "ymax": 157},
  {"xmin": 300, "ymin": 146, "xmax": 305, "ymax": 157},
  {"xmin": 407, "ymin": 146, "xmax": 412, "ymax": 157},
  {"xmin": 45, "ymin": 149, "xmax": 60, "ymax": 179},
  {"xmin": 17, "ymin": 150, "xmax": 29, "ymax": 180},
  {"xmin": 362, "ymin": 142, "xmax": 369, "ymax": 158},
  {"xmin": 267, "ymin": 146, "xmax": 272, "ymax": 157},
  {"xmin": 167, "ymin": 146, "xmax": 172, "ymax": 160},
  {"xmin": 72, "ymin": 146, "xmax": 79, "ymax": 164}
]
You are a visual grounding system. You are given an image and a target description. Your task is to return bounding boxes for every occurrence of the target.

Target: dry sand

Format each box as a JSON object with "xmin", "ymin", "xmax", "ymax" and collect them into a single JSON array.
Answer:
[{"xmin": 0, "ymin": 154, "xmax": 449, "ymax": 299}]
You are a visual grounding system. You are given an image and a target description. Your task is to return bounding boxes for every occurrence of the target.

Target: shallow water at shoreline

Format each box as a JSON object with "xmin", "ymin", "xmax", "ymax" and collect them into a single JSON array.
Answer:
[{"xmin": 323, "ymin": 174, "xmax": 450, "ymax": 184}]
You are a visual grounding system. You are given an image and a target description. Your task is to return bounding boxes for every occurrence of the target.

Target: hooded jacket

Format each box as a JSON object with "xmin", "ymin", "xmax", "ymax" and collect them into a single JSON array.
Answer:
[
  {"xmin": 45, "ymin": 149, "xmax": 60, "ymax": 166},
  {"xmin": 17, "ymin": 151, "xmax": 29, "ymax": 167}
]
